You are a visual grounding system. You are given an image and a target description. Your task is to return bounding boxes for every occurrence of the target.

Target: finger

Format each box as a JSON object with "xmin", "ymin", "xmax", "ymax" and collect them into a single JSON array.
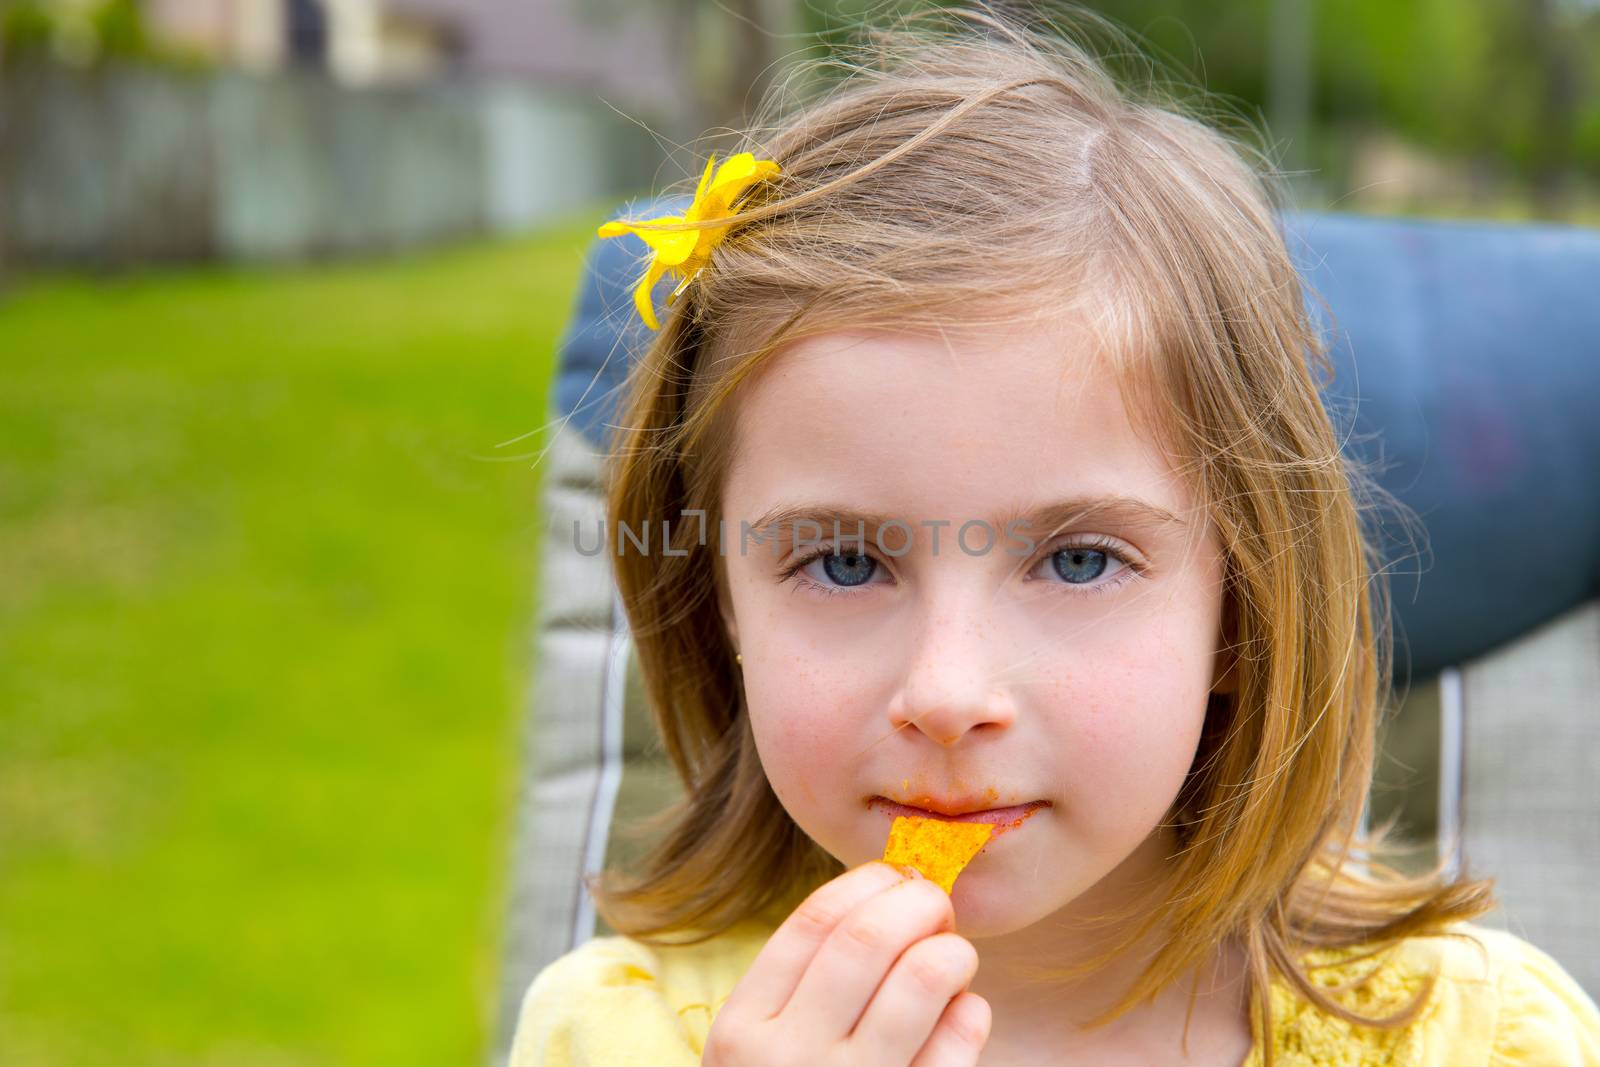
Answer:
[
  {"xmin": 720, "ymin": 860, "xmax": 910, "ymax": 1022},
  {"xmin": 909, "ymin": 992, "xmax": 992, "ymax": 1067},
  {"xmin": 850, "ymin": 933, "xmax": 979, "ymax": 1064},
  {"xmin": 782, "ymin": 873, "xmax": 955, "ymax": 1039}
]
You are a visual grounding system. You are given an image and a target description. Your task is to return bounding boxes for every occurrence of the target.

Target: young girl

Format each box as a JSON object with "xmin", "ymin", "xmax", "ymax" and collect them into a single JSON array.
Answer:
[{"xmin": 509, "ymin": 6, "xmax": 1600, "ymax": 1066}]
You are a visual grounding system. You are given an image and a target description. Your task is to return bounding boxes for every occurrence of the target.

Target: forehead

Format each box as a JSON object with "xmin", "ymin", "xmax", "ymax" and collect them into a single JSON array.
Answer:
[{"xmin": 722, "ymin": 317, "xmax": 1193, "ymax": 522}]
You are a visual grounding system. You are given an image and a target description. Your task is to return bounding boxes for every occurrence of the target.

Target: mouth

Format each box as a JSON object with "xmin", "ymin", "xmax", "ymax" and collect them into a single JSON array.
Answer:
[{"xmin": 868, "ymin": 796, "xmax": 1051, "ymax": 825}]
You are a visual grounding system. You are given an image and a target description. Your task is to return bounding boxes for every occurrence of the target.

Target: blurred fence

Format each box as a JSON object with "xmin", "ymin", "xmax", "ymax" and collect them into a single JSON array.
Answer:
[{"xmin": 0, "ymin": 62, "xmax": 660, "ymax": 266}]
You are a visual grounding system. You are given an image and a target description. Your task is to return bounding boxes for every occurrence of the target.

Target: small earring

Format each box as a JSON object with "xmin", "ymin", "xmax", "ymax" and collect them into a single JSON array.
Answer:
[{"xmin": 734, "ymin": 652, "xmax": 743, "ymax": 665}]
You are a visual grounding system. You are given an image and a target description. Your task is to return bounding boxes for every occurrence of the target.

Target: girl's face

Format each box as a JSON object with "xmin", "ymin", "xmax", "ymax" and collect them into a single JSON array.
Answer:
[{"xmin": 716, "ymin": 320, "xmax": 1232, "ymax": 938}]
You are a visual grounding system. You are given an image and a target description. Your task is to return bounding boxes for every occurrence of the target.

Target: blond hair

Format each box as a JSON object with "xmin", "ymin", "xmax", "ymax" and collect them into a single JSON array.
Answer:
[{"xmin": 584, "ymin": 5, "xmax": 1498, "ymax": 1063}]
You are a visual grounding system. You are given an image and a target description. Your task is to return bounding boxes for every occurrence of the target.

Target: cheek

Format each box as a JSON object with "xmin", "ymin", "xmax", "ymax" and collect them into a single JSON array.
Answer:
[
  {"xmin": 743, "ymin": 654, "xmax": 867, "ymax": 812},
  {"xmin": 732, "ymin": 571, "xmax": 890, "ymax": 779},
  {"xmin": 1049, "ymin": 628, "xmax": 1213, "ymax": 823}
]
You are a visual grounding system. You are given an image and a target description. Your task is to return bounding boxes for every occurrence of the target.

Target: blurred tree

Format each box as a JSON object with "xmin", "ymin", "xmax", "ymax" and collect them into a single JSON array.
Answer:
[
  {"xmin": 1505, "ymin": 0, "xmax": 1585, "ymax": 216},
  {"xmin": 0, "ymin": 0, "xmax": 206, "ymax": 67},
  {"xmin": 90, "ymin": 0, "xmax": 147, "ymax": 58},
  {"xmin": 582, "ymin": 0, "xmax": 1599, "ymax": 218},
  {"xmin": 1317, "ymin": 0, "xmax": 1597, "ymax": 219},
  {"xmin": 1268, "ymin": 0, "xmax": 1315, "ymax": 196},
  {"xmin": 0, "ymin": 0, "xmax": 55, "ymax": 64},
  {"xmin": 1079, "ymin": 0, "xmax": 1599, "ymax": 217},
  {"xmin": 578, "ymin": 0, "xmax": 947, "ymax": 141}
]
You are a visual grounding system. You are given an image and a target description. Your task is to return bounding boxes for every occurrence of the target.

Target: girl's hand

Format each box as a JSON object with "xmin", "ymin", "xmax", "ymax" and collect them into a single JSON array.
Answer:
[{"xmin": 702, "ymin": 860, "xmax": 991, "ymax": 1067}]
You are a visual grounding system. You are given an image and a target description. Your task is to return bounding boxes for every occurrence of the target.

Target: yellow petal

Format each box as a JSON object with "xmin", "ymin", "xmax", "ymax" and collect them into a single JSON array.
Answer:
[
  {"xmin": 598, "ymin": 214, "xmax": 698, "ymax": 266},
  {"xmin": 690, "ymin": 153, "xmax": 717, "ymax": 214},
  {"xmin": 679, "ymin": 157, "xmax": 780, "ymax": 266},
  {"xmin": 699, "ymin": 157, "xmax": 781, "ymax": 222},
  {"xmin": 711, "ymin": 152, "xmax": 757, "ymax": 183},
  {"xmin": 633, "ymin": 258, "xmax": 670, "ymax": 331},
  {"xmin": 678, "ymin": 242, "xmax": 715, "ymax": 278},
  {"xmin": 601, "ymin": 152, "xmax": 779, "ymax": 332},
  {"xmin": 709, "ymin": 153, "xmax": 778, "ymax": 194}
]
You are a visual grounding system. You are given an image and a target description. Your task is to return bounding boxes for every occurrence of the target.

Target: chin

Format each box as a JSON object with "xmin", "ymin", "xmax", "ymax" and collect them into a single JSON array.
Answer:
[{"xmin": 948, "ymin": 866, "xmax": 1072, "ymax": 939}]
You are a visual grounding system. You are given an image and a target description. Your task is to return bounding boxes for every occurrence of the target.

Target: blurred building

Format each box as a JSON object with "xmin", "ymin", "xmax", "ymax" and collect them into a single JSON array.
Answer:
[
  {"xmin": 3, "ymin": 0, "xmax": 690, "ymax": 266},
  {"xmin": 140, "ymin": 0, "xmax": 684, "ymax": 109}
]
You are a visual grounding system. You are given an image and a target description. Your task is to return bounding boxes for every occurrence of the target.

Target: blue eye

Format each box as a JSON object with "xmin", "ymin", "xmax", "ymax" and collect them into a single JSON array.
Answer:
[
  {"xmin": 818, "ymin": 551, "xmax": 876, "ymax": 587},
  {"xmin": 1031, "ymin": 535, "xmax": 1141, "ymax": 596},
  {"xmin": 778, "ymin": 541, "xmax": 883, "ymax": 597},
  {"xmin": 1050, "ymin": 546, "xmax": 1111, "ymax": 583}
]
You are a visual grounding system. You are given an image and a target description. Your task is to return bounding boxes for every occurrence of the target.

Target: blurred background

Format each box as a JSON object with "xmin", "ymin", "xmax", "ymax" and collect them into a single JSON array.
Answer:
[{"xmin": 0, "ymin": 1, "xmax": 1596, "ymax": 1064}]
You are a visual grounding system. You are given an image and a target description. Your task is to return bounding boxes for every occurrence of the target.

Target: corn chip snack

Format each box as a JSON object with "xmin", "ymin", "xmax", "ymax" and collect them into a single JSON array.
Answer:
[{"xmin": 881, "ymin": 815, "xmax": 994, "ymax": 893}]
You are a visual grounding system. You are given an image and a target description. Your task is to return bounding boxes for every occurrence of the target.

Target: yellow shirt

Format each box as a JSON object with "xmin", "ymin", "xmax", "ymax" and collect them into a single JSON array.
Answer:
[{"xmin": 508, "ymin": 919, "xmax": 1600, "ymax": 1066}]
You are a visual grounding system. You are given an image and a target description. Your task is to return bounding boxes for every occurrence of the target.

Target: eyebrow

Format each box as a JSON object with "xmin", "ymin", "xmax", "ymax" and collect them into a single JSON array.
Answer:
[{"xmin": 749, "ymin": 495, "xmax": 1188, "ymax": 542}]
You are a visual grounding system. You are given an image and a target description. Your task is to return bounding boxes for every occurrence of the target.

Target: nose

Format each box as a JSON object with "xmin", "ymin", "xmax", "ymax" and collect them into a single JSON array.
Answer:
[{"xmin": 886, "ymin": 601, "xmax": 1018, "ymax": 747}]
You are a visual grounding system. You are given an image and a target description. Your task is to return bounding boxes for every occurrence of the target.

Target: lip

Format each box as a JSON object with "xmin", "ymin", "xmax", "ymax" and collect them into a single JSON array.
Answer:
[{"xmin": 868, "ymin": 796, "xmax": 1050, "ymax": 825}]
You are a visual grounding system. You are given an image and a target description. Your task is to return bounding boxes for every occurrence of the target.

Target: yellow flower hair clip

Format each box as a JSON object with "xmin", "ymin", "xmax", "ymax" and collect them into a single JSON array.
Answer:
[{"xmin": 597, "ymin": 151, "xmax": 781, "ymax": 331}]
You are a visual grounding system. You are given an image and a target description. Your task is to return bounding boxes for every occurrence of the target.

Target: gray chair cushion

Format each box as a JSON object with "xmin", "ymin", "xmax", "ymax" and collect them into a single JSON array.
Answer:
[{"xmin": 1445, "ymin": 598, "xmax": 1600, "ymax": 998}]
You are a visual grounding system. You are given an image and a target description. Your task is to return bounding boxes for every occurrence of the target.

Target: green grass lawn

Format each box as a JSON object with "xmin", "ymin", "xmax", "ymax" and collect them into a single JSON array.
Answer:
[{"xmin": 0, "ymin": 213, "xmax": 603, "ymax": 1066}]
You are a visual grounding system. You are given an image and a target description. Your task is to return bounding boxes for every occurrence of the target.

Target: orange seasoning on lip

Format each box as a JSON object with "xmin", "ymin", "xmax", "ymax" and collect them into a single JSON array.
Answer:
[{"xmin": 881, "ymin": 815, "xmax": 995, "ymax": 894}]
